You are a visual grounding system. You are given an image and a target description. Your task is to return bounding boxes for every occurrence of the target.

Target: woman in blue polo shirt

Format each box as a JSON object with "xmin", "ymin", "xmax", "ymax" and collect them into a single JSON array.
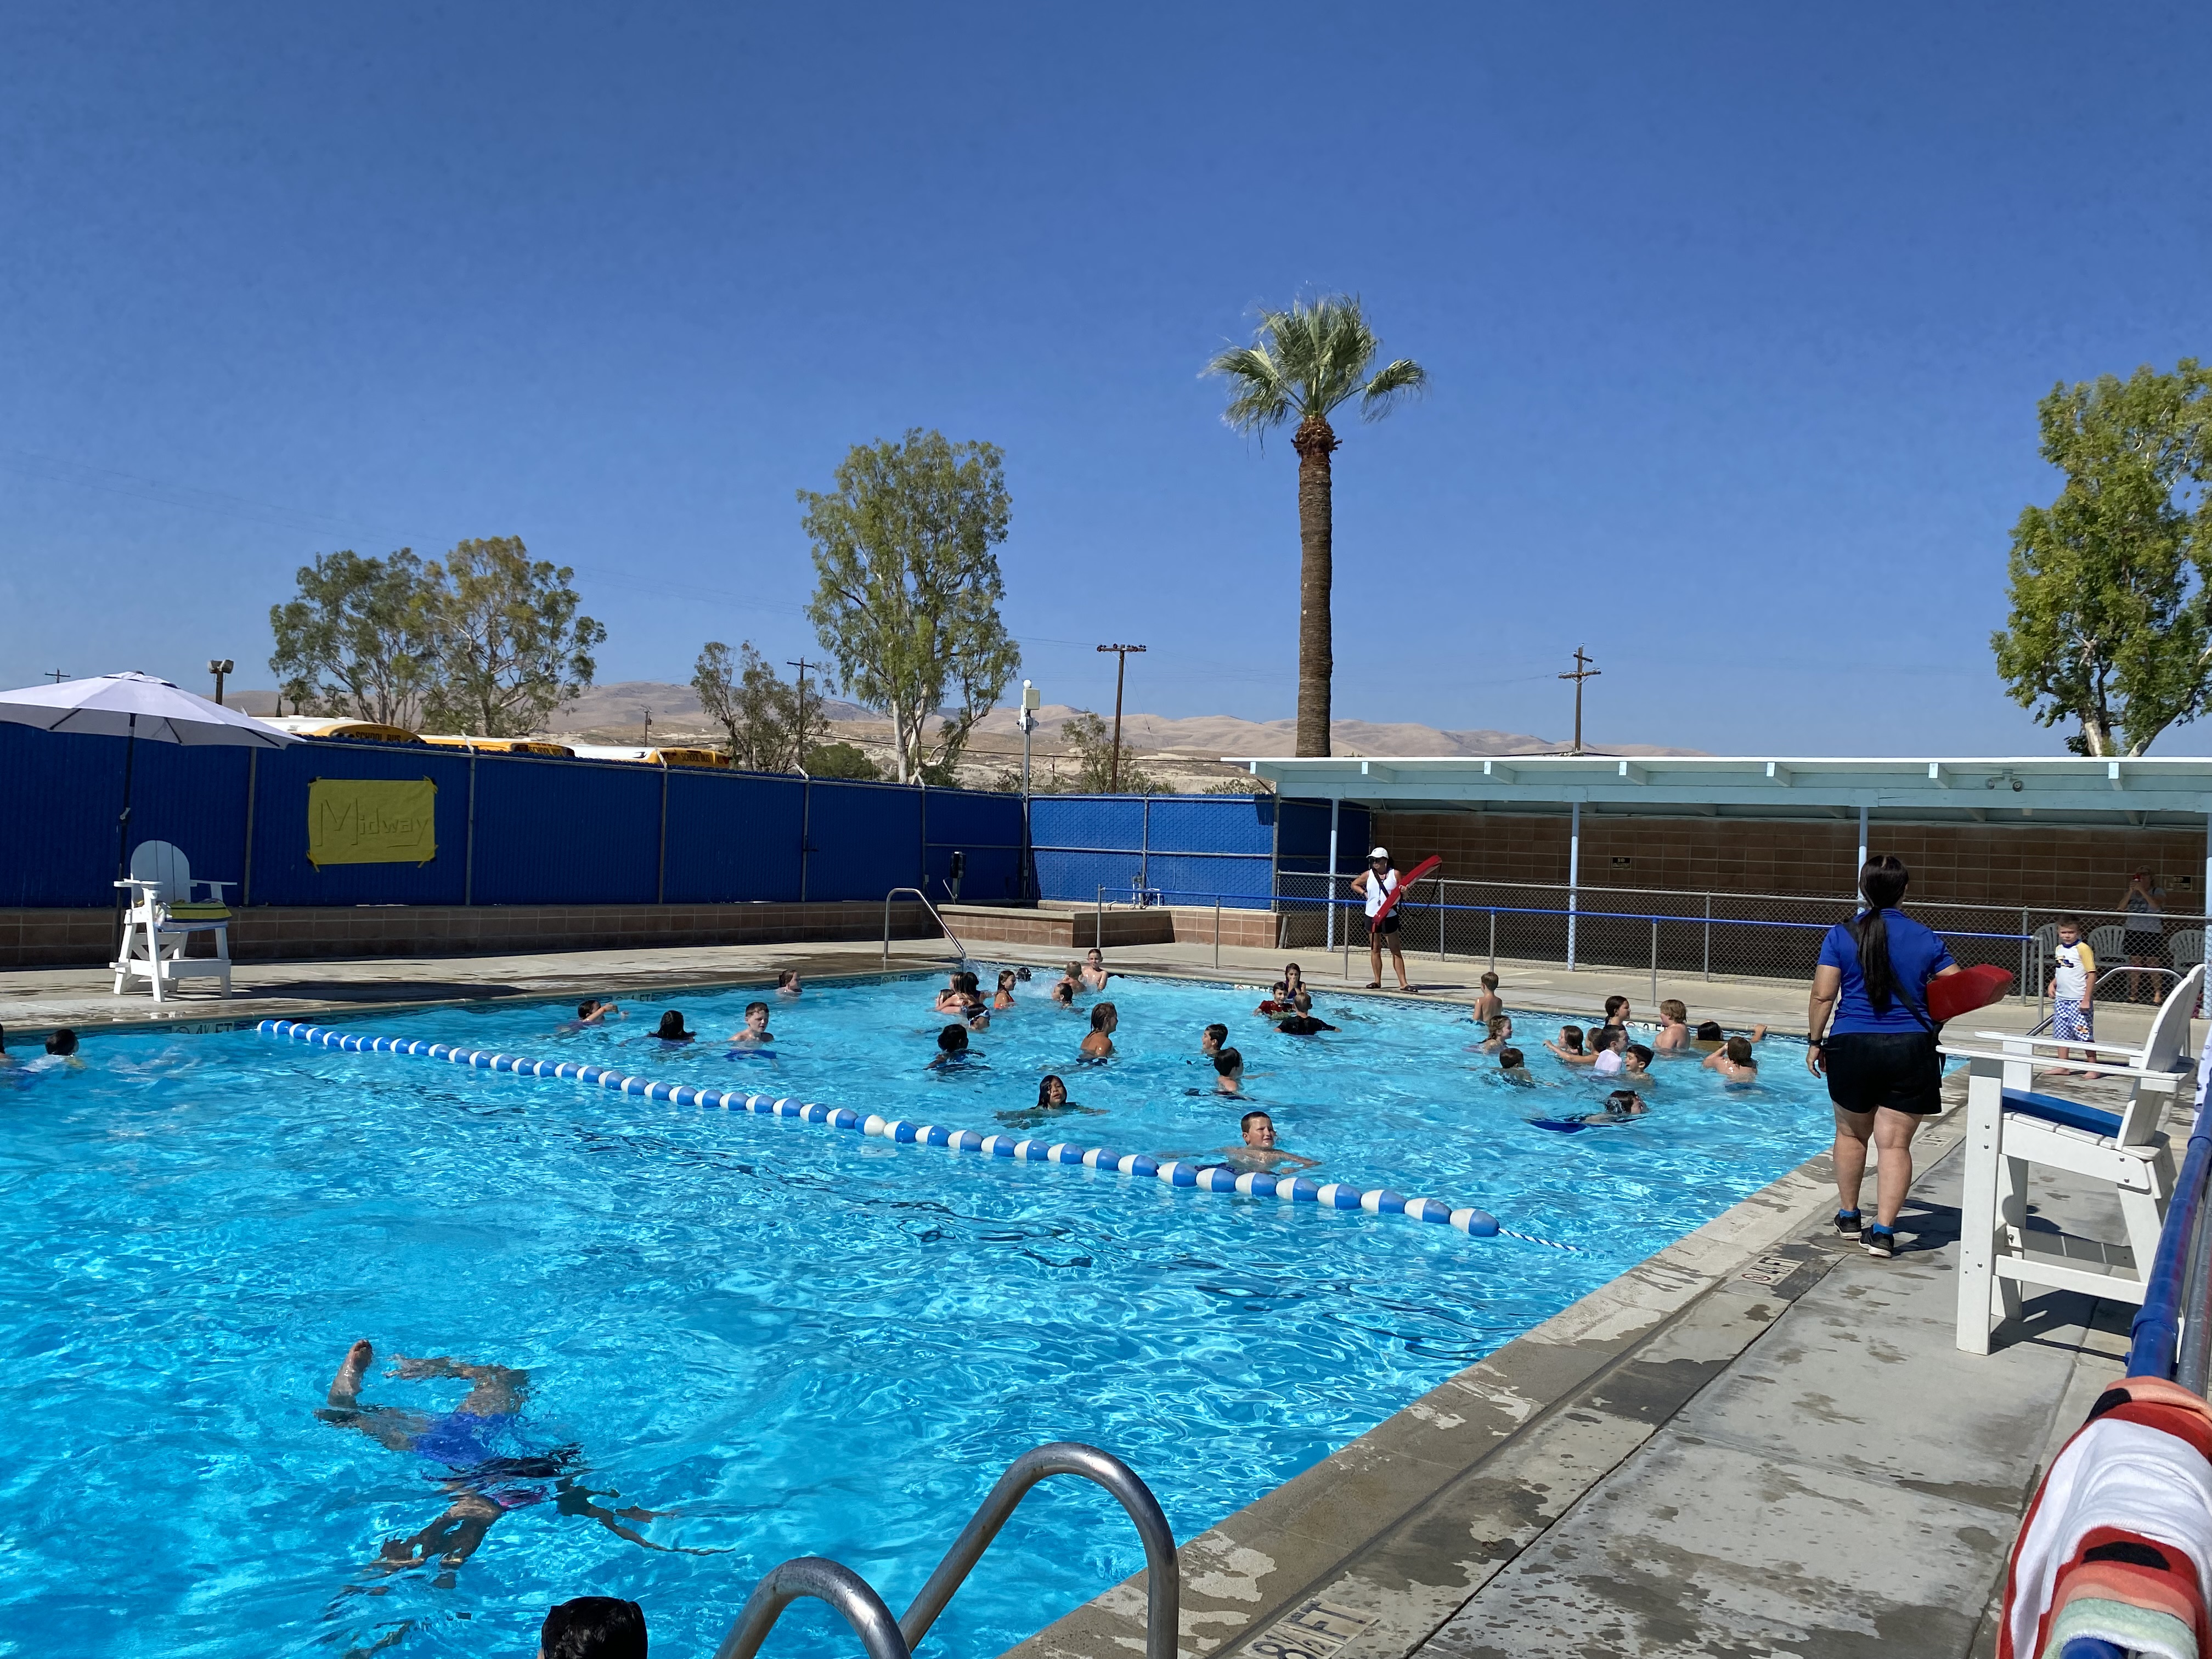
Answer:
[{"xmin": 1805, "ymin": 855, "xmax": 1962, "ymax": 1260}]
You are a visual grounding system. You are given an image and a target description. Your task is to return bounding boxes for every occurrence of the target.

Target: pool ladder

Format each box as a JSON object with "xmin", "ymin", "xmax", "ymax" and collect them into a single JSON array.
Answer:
[
  {"xmin": 883, "ymin": 886, "xmax": 972, "ymax": 969},
  {"xmin": 711, "ymin": 1441, "xmax": 1177, "ymax": 1659}
]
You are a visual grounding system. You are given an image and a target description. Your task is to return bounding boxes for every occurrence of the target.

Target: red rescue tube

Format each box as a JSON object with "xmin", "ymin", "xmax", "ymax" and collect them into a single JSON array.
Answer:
[
  {"xmin": 1926, "ymin": 963, "xmax": 2015, "ymax": 1023},
  {"xmin": 1372, "ymin": 856, "xmax": 1442, "ymax": 922}
]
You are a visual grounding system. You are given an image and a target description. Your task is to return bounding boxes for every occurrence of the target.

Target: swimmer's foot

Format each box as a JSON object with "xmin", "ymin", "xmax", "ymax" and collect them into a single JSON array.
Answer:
[{"xmin": 329, "ymin": 1340, "xmax": 374, "ymax": 1408}]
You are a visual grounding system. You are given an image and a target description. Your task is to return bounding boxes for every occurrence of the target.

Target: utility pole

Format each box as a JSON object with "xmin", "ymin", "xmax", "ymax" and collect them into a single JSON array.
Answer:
[
  {"xmin": 1558, "ymin": 647, "xmax": 1600, "ymax": 755},
  {"xmin": 640, "ymin": 707, "xmax": 652, "ymax": 745},
  {"xmin": 786, "ymin": 657, "xmax": 819, "ymax": 768},
  {"xmin": 1095, "ymin": 643, "xmax": 1146, "ymax": 792},
  {"xmin": 44, "ymin": 670, "xmax": 67, "ymax": 684},
  {"xmin": 207, "ymin": 659, "xmax": 234, "ymax": 707}
]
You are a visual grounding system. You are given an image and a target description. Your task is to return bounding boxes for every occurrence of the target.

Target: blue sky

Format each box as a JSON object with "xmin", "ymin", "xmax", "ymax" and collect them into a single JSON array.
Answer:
[{"xmin": 1, "ymin": 2, "xmax": 2205, "ymax": 754}]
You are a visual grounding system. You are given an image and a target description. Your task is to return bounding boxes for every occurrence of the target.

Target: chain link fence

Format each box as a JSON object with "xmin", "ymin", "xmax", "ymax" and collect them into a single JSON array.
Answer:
[{"xmin": 1272, "ymin": 874, "xmax": 2211, "ymax": 1006}]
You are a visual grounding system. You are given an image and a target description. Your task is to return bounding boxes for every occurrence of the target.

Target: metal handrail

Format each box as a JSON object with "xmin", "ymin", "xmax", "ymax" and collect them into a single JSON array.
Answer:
[
  {"xmin": 884, "ymin": 886, "xmax": 969, "ymax": 968},
  {"xmin": 709, "ymin": 1443, "xmax": 1177, "ymax": 1659},
  {"xmin": 898, "ymin": 1442, "xmax": 1178, "ymax": 1659},
  {"xmin": 712, "ymin": 1556, "xmax": 913, "ymax": 1659}
]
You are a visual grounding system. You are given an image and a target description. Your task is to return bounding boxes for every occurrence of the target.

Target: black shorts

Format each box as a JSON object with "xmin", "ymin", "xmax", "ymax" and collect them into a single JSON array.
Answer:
[
  {"xmin": 1369, "ymin": 914, "xmax": 1402, "ymax": 938},
  {"xmin": 1823, "ymin": 1030, "xmax": 1942, "ymax": 1116}
]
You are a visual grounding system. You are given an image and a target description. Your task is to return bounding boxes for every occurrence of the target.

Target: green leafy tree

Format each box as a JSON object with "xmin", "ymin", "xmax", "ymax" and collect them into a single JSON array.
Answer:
[
  {"xmin": 692, "ymin": 640, "xmax": 819, "ymax": 771},
  {"xmin": 800, "ymin": 429, "xmax": 1021, "ymax": 783},
  {"xmin": 1993, "ymin": 360, "xmax": 2212, "ymax": 756},
  {"xmin": 1205, "ymin": 296, "xmax": 1426, "ymax": 757},
  {"xmin": 422, "ymin": 537, "xmax": 606, "ymax": 737},
  {"xmin": 1060, "ymin": 711, "xmax": 1164, "ymax": 793},
  {"xmin": 267, "ymin": 549, "xmax": 439, "ymax": 725},
  {"xmin": 804, "ymin": 741, "xmax": 881, "ymax": 780}
]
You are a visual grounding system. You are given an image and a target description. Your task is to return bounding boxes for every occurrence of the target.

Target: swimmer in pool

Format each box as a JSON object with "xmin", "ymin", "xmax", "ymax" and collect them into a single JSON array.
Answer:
[
  {"xmin": 318, "ymin": 1340, "xmax": 709, "ymax": 1585},
  {"xmin": 1545, "ymin": 1025, "xmax": 1593, "ymax": 1065},
  {"xmin": 1703, "ymin": 1035, "xmax": 1762, "ymax": 1084},
  {"xmin": 775, "ymin": 969, "xmax": 802, "ymax": 997},
  {"xmin": 1274, "ymin": 1012, "xmax": 1338, "ymax": 1036},
  {"xmin": 965, "ymin": 1008, "xmax": 991, "ymax": 1032},
  {"xmin": 1480, "ymin": 1014, "xmax": 1515, "ymax": 1054},
  {"xmin": 995, "ymin": 1073, "xmax": 1105, "ymax": 1130},
  {"xmin": 1470, "ymin": 972, "xmax": 1503, "ymax": 1026},
  {"xmin": 1654, "ymin": 1000, "xmax": 1692, "ymax": 1053},
  {"xmin": 1217, "ymin": 1110, "xmax": 1318, "ymax": 1172},
  {"xmin": 928, "ymin": 1024, "xmax": 980, "ymax": 1070},
  {"xmin": 1080, "ymin": 950, "xmax": 1111, "ymax": 992},
  {"xmin": 653, "ymin": 1011, "xmax": 696, "ymax": 1045},
  {"xmin": 1080, "ymin": 1002, "xmax": 1117, "ymax": 1059},
  {"xmin": 1050, "ymin": 979, "xmax": 1076, "ymax": 1008},
  {"xmin": 1212, "ymin": 1047, "xmax": 1245, "ymax": 1096},
  {"xmin": 1496, "ymin": 1046, "xmax": 1534, "ymax": 1083},
  {"xmin": 565, "ymin": 999, "xmax": 624, "ymax": 1031},
  {"xmin": 1282, "ymin": 962, "xmax": 1312, "ymax": 1011},
  {"xmin": 1589, "ymin": 1025, "xmax": 1629, "ymax": 1077},
  {"xmin": 993, "ymin": 969, "xmax": 1018, "ymax": 1009},
  {"xmin": 727, "ymin": 1002, "xmax": 775, "ymax": 1046},
  {"xmin": 1200, "ymin": 1022, "xmax": 1229, "ymax": 1058},
  {"xmin": 1596, "ymin": 994, "xmax": 1632, "ymax": 1032},
  {"xmin": 1623, "ymin": 1042, "xmax": 1656, "ymax": 1085},
  {"xmin": 26, "ymin": 1029, "xmax": 83, "ymax": 1072}
]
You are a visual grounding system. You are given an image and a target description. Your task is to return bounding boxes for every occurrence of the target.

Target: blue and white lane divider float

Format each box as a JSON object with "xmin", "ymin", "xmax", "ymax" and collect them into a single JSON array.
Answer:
[{"xmin": 255, "ymin": 1020, "xmax": 1577, "ymax": 1250}]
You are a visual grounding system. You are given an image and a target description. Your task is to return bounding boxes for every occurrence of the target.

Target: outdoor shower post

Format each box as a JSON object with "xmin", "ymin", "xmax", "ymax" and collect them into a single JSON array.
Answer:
[
  {"xmin": 1566, "ymin": 800, "xmax": 1581, "ymax": 972},
  {"xmin": 1325, "ymin": 797, "xmax": 1340, "ymax": 953}
]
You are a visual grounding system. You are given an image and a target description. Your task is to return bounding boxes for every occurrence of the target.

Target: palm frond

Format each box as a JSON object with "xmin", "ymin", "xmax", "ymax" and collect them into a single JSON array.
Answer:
[
  {"xmin": 1359, "ymin": 357, "xmax": 1428, "ymax": 421},
  {"xmin": 1207, "ymin": 293, "xmax": 1427, "ymax": 433},
  {"xmin": 1205, "ymin": 341, "xmax": 1293, "ymax": 435}
]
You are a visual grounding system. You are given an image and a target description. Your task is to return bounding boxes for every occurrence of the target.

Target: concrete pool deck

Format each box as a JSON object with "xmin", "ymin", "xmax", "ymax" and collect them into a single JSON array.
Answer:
[{"xmin": 0, "ymin": 934, "xmax": 2183, "ymax": 1656}]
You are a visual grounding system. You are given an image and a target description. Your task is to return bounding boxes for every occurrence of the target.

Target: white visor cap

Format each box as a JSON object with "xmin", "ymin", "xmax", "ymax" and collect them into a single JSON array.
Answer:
[{"xmin": 1368, "ymin": 847, "xmax": 1389, "ymax": 859}]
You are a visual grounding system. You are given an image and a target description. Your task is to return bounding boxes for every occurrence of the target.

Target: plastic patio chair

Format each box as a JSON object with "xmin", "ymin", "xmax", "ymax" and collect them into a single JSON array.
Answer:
[
  {"xmin": 112, "ymin": 839, "xmax": 236, "ymax": 1002},
  {"xmin": 1947, "ymin": 962, "xmax": 2203, "ymax": 1353}
]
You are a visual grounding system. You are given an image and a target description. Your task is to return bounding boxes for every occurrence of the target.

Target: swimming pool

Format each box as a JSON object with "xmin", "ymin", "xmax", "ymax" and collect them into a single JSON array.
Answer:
[{"xmin": 0, "ymin": 969, "xmax": 1833, "ymax": 1658}]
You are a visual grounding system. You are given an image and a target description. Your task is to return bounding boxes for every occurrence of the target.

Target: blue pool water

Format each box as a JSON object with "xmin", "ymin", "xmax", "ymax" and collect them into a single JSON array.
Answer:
[{"xmin": 0, "ymin": 970, "xmax": 1833, "ymax": 1658}]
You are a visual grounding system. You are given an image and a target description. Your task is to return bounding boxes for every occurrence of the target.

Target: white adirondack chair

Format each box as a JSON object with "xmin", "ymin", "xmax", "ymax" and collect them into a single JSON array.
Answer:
[
  {"xmin": 113, "ymin": 840, "xmax": 236, "ymax": 1001},
  {"xmin": 1949, "ymin": 962, "xmax": 2203, "ymax": 1354}
]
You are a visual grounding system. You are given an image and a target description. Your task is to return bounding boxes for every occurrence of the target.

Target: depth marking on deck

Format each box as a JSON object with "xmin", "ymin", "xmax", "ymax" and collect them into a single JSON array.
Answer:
[{"xmin": 1242, "ymin": 1597, "xmax": 1377, "ymax": 1659}]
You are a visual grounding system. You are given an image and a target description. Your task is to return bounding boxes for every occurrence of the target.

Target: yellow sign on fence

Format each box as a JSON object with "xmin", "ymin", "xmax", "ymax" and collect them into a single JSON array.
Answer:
[{"xmin": 307, "ymin": 777, "xmax": 438, "ymax": 867}]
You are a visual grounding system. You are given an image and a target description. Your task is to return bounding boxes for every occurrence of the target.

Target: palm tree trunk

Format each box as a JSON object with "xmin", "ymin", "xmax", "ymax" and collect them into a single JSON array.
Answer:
[{"xmin": 1291, "ymin": 417, "xmax": 1340, "ymax": 757}]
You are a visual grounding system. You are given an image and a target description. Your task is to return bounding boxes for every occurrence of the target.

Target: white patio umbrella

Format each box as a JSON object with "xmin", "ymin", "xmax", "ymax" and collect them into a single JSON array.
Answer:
[{"xmin": 0, "ymin": 671, "xmax": 300, "ymax": 923}]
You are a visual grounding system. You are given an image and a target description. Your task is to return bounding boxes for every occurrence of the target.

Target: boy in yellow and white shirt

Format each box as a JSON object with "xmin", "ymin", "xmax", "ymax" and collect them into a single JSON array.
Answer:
[{"xmin": 2049, "ymin": 917, "xmax": 2096, "ymax": 1069}]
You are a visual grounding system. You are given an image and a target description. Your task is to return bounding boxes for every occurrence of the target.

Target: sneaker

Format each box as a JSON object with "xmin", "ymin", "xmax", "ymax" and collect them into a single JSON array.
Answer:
[
  {"xmin": 1833, "ymin": 1209, "xmax": 1863, "ymax": 1239},
  {"xmin": 1862, "ymin": 1226, "xmax": 1898, "ymax": 1260}
]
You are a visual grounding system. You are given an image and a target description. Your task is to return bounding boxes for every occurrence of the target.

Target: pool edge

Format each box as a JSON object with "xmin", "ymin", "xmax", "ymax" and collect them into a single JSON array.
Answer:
[{"xmin": 996, "ymin": 1091, "xmax": 1970, "ymax": 1659}]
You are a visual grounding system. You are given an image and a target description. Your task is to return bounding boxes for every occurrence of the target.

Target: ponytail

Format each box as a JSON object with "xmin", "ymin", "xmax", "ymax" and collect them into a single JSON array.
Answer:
[{"xmin": 1847, "ymin": 856, "xmax": 1911, "ymax": 1012}]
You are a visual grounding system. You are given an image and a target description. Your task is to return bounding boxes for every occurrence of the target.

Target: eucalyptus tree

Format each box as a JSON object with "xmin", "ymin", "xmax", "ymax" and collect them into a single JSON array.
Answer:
[
  {"xmin": 1206, "ymin": 296, "xmax": 1426, "ymax": 756},
  {"xmin": 268, "ymin": 549, "xmax": 440, "ymax": 725},
  {"xmin": 801, "ymin": 428, "xmax": 1020, "ymax": 783}
]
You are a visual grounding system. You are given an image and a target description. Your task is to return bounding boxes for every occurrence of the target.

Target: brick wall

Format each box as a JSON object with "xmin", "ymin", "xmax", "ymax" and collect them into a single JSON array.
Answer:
[
  {"xmin": 1371, "ymin": 812, "xmax": 2208, "ymax": 912},
  {"xmin": 0, "ymin": 901, "xmax": 940, "ymax": 969}
]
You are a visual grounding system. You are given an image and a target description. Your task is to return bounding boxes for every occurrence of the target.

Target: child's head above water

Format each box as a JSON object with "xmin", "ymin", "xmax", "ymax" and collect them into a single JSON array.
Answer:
[
  {"xmin": 937, "ymin": 1024, "xmax": 969, "ymax": 1054},
  {"xmin": 1695, "ymin": 1021, "xmax": 1725, "ymax": 1042},
  {"xmin": 1660, "ymin": 998, "xmax": 1688, "ymax": 1024},
  {"xmin": 1723, "ymin": 1036, "xmax": 1755, "ymax": 1066},
  {"xmin": 1037, "ymin": 1074, "xmax": 1067, "ymax": 1107},
  {"xmin": 1596, "ymin": 1025, "xmax": 1626, "ymax": 1053},
  {"xmin": 1498, "ymin": 1046, "xmax": 1526, "ymax": 1071},
  {"xmin": 1089, "ymin": 1002, "xmax": 1117, "ymax": 1032},
  {"xmin": 1214, "ymin": 1047, "xmax": 1244, "ymax": 1078},
  {"xmin": 1051, "ymin": 981, "xmax": 1075, "ymax": 1006},
  {"xmin": 1487, "ymin": 1014, "xmax": 1513, "ymax": 1040},
  {"xmin": 1480, "ymin": 971, "xmax": 1499, "ymax": 992},
  {"xmin": 1602, "ymin": 995, "xmax": 1629, "ymax": 1023},
  {"xmin": 1627, "ymin": 1042, "xmax": 1655, "ymax": 1068},
  {"xmin": 1558, "ymin": 1025, "xmax": 1585, "ymax": 1053},
  {"xmin": 655, "ymin": 1011, "xmax": 693, "ymax": 1041},
  {"xmin": 1203, "ymin": 1023, "xmax": 1228, "ymax": 1054}
]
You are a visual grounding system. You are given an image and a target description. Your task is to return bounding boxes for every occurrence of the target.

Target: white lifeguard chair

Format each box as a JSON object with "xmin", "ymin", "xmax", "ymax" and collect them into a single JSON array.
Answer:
[
  {"xmin": 113, "ymin": 840, "xmax": 237, "ymax": 1001},
  {"xmin": 1949, "ymin": 962, "xmax": 2203, "ymax": 1354}
]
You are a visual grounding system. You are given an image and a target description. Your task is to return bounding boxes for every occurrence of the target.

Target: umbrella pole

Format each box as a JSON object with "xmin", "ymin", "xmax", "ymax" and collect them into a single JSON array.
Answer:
[{"xmin": 112, "ymin": 718, "xmax": 137, "ymax": 963}]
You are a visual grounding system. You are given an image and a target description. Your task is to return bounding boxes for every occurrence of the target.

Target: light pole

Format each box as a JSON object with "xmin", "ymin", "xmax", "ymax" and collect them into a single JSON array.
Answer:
[
  {"xmin": 1018, "ymin": 680, "xmax": 1040, "ymax": 904},
  {"xmin": 1095, "ymin": 643, "xmax": 1146, "ymax": 792},
  {"xmin": 1558, "ymin": 647, "xmax": 1599, "ymax": 755},
  {"xmin": 207, "ymin": 659, "xmax": 234, "ymax": 707}
]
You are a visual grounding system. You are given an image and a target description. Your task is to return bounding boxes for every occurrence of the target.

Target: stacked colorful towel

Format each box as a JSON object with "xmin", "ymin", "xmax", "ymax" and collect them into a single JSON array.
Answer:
[{"xmin": 2002, "ymin": 1377, "xmax": 2212, "ymax": 1659}]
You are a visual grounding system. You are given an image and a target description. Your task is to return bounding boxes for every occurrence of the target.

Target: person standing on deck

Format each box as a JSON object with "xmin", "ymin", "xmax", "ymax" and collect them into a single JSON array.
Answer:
[
  {"xmin": 2118, "ymin": 869, "xmax": 2165, "ymax": 1003},
  {"xmin": 1350, "ymin": 848, "xmax": 1412, "ymax": 992},
  {"xmin": 1804, "ymin": 856, "xmax": 1962, "ymax": 1261}
]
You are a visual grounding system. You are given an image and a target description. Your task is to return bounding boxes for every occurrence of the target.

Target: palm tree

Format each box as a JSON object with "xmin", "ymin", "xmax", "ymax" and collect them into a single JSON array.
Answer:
[{"xmin": 1206, "ymin": 296, "xmax": 1426, "ymax": 757}]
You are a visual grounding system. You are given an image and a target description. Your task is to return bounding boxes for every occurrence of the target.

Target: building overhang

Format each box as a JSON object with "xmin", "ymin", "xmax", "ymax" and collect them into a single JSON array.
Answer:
[{"xmin": 1227, "ymin": 755, "xmax": 2212, "ymax": 832}]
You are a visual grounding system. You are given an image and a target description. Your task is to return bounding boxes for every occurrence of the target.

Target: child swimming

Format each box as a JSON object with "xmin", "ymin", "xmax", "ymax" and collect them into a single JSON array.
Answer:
[
  {"xmin": 993, "ymin": 969, "xmax": 1018, "ymax": 1010},
  {"xmin": 1200, "ymin": 1023, "xmax": 1229, "ymax": 1057},
  {"xmin": 1080, "ymin": 1003, "xmax": 1118, "ymax": 1059},
  {"xmin": 1496, "ymin": 1046, "xmax": 1532, "ymax": 1083},
  {"xmin": 995, "ymin": 1073, "xmax": 1104, "ymax": 1128},
  {"xmin": 776, "ymin": 970, "xmax": 803, "ymax": 997},
  {"xmin": 1654, "ymin": 1000, "xmax": 1691, "ymax": 1053},
  {"xmin": 927, "ymin": 1024, "xmax": 980, "ymax": 1070},
  {"xmin": 727, "ymin": 1002, "xmax": 775, "ymax": 1046},
  {"xmin": 1702, "ymin": 1035, "xmax": 1761, "ymax": 1084},
  {"xmin": 1470, "ymin": 971, "xmax": 1503, "ymax": 1025},
  {"xmin": 1545, "ymin": 1025, "xmax": 1594, "ymax": 1065},
  {"xmin": 653, "ymin": 1012, "xmax": 696, "ymax": 1045},
  {"xmin": 1212, "ymin": 1047, "xmax": 1245, "ymax": 1095},
  {"xmin": 1480, "ymin": 1014, "xmax": 1515, "ymax": 1054},
  {"xmin": 1590, "ymin": 1025, "xmax": 1629, "ymax": 1077},
  {"xmin": 557, "ymin": 998, "xmax": 623, "ymax": 1035},
  {"xmin": 1050, "ymin": 980, "xmax": 1076, "ymax": 1008}
]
